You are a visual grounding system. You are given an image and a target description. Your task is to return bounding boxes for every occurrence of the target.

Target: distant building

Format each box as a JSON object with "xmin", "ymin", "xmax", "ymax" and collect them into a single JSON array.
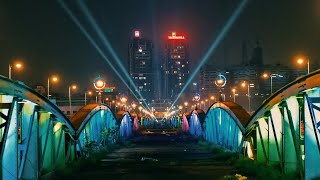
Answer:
[
  {"xmin": 34, "ymin": 84, "xmax": 46, "ymax": 96},
  {"xmin": 163, "ymin": 32, "xmax": 190, "ymax": 100},
  {"xmin": 249, "ymin": 41, "xmax": 263, "ymax": 66},
  {"xmin": 128, "ymin": 31, "xmax": 154, "ymax": 102}
]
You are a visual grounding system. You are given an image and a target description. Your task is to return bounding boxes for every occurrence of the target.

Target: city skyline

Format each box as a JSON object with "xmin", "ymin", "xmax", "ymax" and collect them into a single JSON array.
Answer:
[{"xmin": 0, "ymin": 0, "xmax": 319, "ymax": 96}]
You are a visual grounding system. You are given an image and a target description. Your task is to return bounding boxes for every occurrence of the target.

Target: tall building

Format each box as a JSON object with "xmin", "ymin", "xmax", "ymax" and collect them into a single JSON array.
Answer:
[
  {"xmin": 128, "ymin": 31, "xmax": 154, "ymax": 102},
  {"xmin": 163, "ymin": 32, "xmax": 190, "ymax": 100}
]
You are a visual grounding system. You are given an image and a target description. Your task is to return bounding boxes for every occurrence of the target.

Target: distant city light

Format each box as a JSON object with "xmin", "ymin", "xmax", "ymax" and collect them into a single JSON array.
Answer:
[
  {"xmin": 134, "ymin": 31, "xmax": 140, "ymax": 37},
  {"xmin": 168, "ymin": 32, "xmax": 185, "ymax": 40}
]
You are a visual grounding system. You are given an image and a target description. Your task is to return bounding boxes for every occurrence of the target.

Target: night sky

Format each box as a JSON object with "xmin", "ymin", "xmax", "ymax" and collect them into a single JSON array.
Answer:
[{"xmin": 0, "ymin": 0, "xmax": 319, "ymax": 95}]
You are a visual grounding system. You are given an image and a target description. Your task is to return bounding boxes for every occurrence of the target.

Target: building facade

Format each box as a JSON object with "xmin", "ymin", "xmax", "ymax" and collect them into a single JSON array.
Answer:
[
  {"xmin": 128, "ymin": 31, "xmax": 154, "ymax": 102},
  {"xmin": 163, "ymin": 32, "xmax": 190, "ymax": 100}
]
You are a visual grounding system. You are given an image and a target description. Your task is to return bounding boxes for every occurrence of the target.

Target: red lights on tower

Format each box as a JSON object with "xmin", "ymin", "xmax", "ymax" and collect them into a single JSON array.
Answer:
[
  {"xmin": 134, "ymin": 31, "xmax": 140, "ymax": 37},
  {"xmin": 168, "ymin": 32, "xmax": 185, "ymax": 40}
]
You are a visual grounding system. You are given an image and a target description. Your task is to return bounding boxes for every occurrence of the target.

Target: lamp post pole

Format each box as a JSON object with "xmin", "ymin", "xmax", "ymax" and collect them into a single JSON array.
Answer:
[
  {"xmin": 307, "ymin": 58, "xmax": 310, "ymax": 74},
  {"xmin": 68, "ymin": 86, "xmax": 72, "ymax": 116},
  {"xmin": 8, "ymin": 64, "xmax": 12, "ymax": 79},
  {"xmin": 248, "ymin": 84, "xmax": 250, "ymax": 112},
  {"xmin": 47, "ymin": 78, "xmax": 50, "ymax": 99}
]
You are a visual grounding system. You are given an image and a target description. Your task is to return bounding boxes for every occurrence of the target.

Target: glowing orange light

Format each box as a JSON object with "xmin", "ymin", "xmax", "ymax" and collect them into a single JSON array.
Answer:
[
  {"xmin": 95, "ymin": 80, "xmax": 104, "ymax": 88},
  {"xmin": 297, "ymin": 58, "xmax": 304, "ymax": 65},
  {"xmin": 210, "ymin": 96, "xmax": 215, "ymax": 100},
  {"xmin": 88, "ymin": 91, "xmax": 92, "ymax": 95},
  {"xmin": 72, "ymin": 85, "xmax": 77, "ymax": 90},
  {"xmin": 232, "ymin": 88, "xmax": 236, "ymax": 93},
  {"xmin": 241, "ymin": 82, "xmax": 246, "ymax": 87},
  {"xmin": 15, "ymin": 63, "xmax": 22, "ymax": 69},
  {"xmin": 52, "ymin": 76, "xmax": 58, "ymax": 82},
  {"xmin": 262, "ymin": 73, "xmax": 268, "ymax": 78}
]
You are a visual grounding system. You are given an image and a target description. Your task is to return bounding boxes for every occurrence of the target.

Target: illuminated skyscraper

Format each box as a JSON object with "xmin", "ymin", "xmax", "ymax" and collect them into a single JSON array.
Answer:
[
  {"xmin": 163, "ymin": 32, "xmax": 190, "ymax": 100},
  {"xmin": 128, "ymin": 31, "xmax": 154, "ymax": 102}
]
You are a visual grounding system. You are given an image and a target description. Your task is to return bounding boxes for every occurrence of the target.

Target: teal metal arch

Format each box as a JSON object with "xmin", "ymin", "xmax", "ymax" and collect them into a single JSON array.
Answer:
[
  {"xmin": 204, "ymin": 101, "xmax": 250, "ymax": 152},
  {"xmin": 0, "ymin": 75, "xmax": 76, "ymax": 179},
  {"xmin": 245, "ymin": 69, "xmax": 320, "ymax": 179},
  {"xmin": 189, "ymin": 110, "xmax": 203, "ymax": 137},
  {"xmin": 70, "ymin": 104, "xmax": 118, "ymax": 155},
  {"xmin": 119, "ymin": 112, "xmax": 133, "ymax": 139}
]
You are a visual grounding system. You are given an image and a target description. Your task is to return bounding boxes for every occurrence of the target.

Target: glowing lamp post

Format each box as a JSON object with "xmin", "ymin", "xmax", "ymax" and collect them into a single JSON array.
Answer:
[
  {"xmin": 241, "ymin": 81, "xmax": 254, "ymax": 113},
  {"xmin": 296, "ymin": 57, "xmax": 310, "ymax": 74},
  {"xmin": 184, "ymin": 102, "xmax": 188, "ymax": 113},
  {"xmin": 68, "ymin": 85, "xmax": 77, "ymax": 117},
  {"xmin": 193, "ymin": 93, "xmax": 200, "ymax": 108},
  {"xmin": 120, "ymin": 95, "xmax": 128, "ymax": 111},
  {"xmin": 214, "ymin": 74, "xmax": 227, "ymax": 101},
  {"xmin": 84, "ymin": 91, "xmax": 92, "ymax": 105},
  {"xmin": 93, "ymin": 76, "xmax": 106, "ymax": 104},
  {"xmin": 232, "ymin": 88, "xmax": 236, "ymax": 102},
  {"xmin": 47, "ymin": 76, "xmax": 58, "ymax": 99},
  {"xmin": 9, "ymin": 62, "xmax": 23, "ymax": 79},
  {"xmin": 262, "ymin": 73, "xmax": 283, "ymax": 94}
]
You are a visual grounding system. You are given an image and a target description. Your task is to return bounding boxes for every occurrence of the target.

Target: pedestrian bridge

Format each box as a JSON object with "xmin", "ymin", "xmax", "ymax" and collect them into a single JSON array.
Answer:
[
  {"xmin": 1, "ymin": 69, "xmax": 320, "ymax": 179},
  {"xmin": 186, "ymin": 69, "xmax": 320, "ymax": 179}
]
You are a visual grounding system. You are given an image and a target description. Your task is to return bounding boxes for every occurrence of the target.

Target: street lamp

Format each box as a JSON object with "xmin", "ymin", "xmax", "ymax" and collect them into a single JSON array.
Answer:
[
  {"xmin": 47, "ymin": 76, "xmax": 58, "ymax": 99},
  {"xmin": 193, "ymin": 93, "xmax": 200, "ymax": 108},
  {"xmin": 68, "ymin": 85, "xmax": 77, "ymax": 117},
  {"xmin": 232, "ymin": 88, "xmax": 236, "ymax": 102},
  {"xmin": 8, "ymin": 62, "xmax": 23, "ymax": 79},
  {"xmin": 120, "ymin": 95, "xmax": 128, "ymax": 110},
  {"xmin": 296, "ymin": 57, "xmax": 310, "ymax": 74},
  {"xmin": 241, "ymin": 81, "xmax": 254, "ymax": 112},
  {"xmin": 262, "ymin": 73, "xmax": 283, "ymax": 94},
  {"xmin": 214, "ymin": 74, "xmax": 227, "ymax": 101},
  {"xmin": 93, "ymin": 76, "xmax": 106, "ymax": 104},
  {"xmin": 184, "ymin": 102, "xmax": 188, "ymax": 112},
  {"xmin": 84, "ymin": 91, "xmax": 92, "ymax": 105}
]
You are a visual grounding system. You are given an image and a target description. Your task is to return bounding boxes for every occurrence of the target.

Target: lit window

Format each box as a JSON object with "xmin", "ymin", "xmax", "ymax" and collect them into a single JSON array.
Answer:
[{"xmin": 182, "ymin": 65, "xmax": 185, "ymax": 67}]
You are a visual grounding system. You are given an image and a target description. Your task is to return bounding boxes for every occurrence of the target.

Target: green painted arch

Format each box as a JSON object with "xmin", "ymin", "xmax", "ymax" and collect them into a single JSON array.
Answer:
[
  {"xmin": 0, "ymin": 75, "xmax": 75, "ymax": 134},
  {"xmin": 246, "ymin": 69, "xmax": 320, "ymax": 131}
]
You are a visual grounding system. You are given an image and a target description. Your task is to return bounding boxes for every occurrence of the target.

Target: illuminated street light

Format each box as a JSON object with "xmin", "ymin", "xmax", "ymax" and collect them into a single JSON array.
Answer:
[
  {"xmin": 47, "ymin": 75, "xmax": 59, "ymax": 99},
  {"xmin": 93, "ymin": 76, "xmax": 106, "ymax": 104},
  {"xmin": 214, "ymin": 74, "xmax": 226, "ymax": 101},
  {"xmin": 262, "ymin": 73, "xmax": 283, "ymax": 94},
  {"xmin": 8, "ymin": 62, "xmax": 23, "ymax": 79},
  {"xmin": 68, "ymin": 84, "xmax": 77, "ymax": 117},
  {"xmin": 232, "ymin": 88, "xmax": 236, "ymax": 102},
  {"xmin": 296, "ymin": 57, "xmax": 310, "ymax": 74},
  {"xmin": 184, "ymin": 102, "xmax": 188, "ymax": 112},
  {"xmin": 241, "ymin": 81, "xmax": 254, "ymax": 112},
  {"xmin": 84, "ymin": 90, "xmax": 92, "ymax": 105}
]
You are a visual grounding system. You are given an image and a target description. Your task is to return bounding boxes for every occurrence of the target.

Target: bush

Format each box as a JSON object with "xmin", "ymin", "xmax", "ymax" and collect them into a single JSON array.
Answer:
[{"xmin": 234, "ymin": 157, "xmax": 281, "ymax": 180}]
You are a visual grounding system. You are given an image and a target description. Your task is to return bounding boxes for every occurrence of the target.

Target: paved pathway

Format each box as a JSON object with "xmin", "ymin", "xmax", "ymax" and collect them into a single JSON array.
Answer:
[{"xmin": 59, "ymin": 133, "xmax": 236, "ymax": 180}]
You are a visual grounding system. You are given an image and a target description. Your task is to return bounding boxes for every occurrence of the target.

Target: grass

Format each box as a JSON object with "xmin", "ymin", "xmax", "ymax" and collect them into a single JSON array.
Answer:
[
  {"xmin": 54, "ymin": 141, "xmax": 135, "ymax": 178},
  {"xmin": 197, "ymin": 140, "xmax": 302, "ymax": 179}
]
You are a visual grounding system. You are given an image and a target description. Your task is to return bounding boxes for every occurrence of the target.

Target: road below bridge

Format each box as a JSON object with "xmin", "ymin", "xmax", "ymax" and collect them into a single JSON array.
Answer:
[{"xmin": 56, "ymin": 132, "xmax": 238, "ymax": 179}]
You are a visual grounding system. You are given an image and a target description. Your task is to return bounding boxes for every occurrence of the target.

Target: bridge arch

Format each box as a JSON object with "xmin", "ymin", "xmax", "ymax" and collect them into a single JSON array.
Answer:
[
  {"xmin": 204, "ymin": 101, "xmax": 250, "ymax": 152},
  {"xmin": 70, "ymin": 104, "xmax": 118, "ymax": 155},
  {"xmin": 0, "ymin": 76, "xmax": 75, "ymax": 179},
  {"xmin": 245, "ymin": 70, "xmax": 320, "ymax": 179}
]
